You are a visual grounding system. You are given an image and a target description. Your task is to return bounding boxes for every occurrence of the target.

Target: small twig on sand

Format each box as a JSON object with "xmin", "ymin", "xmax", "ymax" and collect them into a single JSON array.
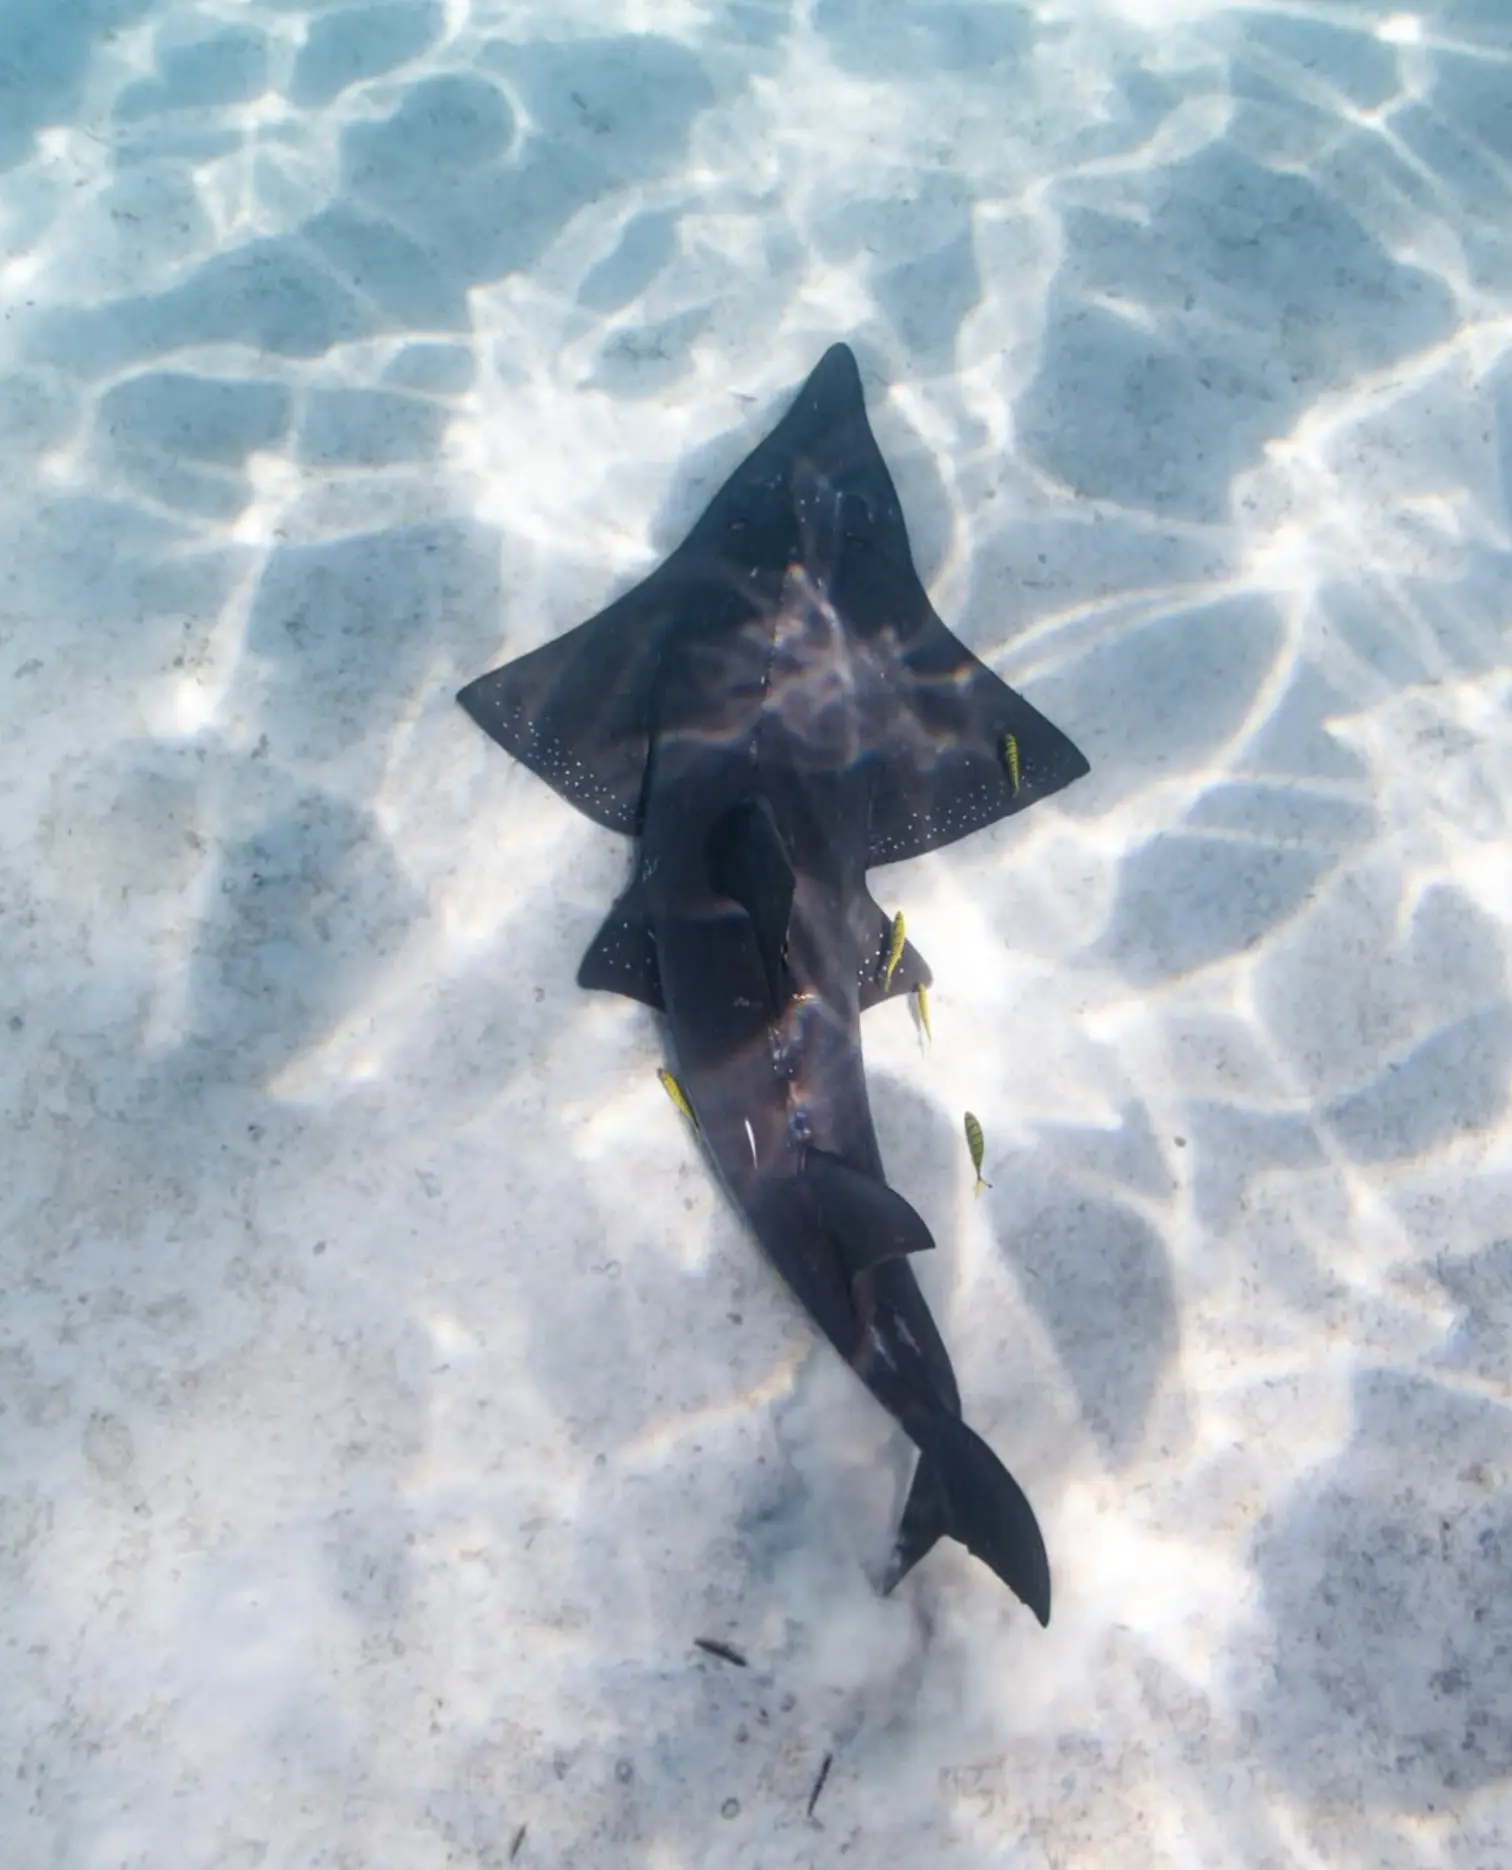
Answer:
[
  {"xmin": 693, "ymin": 1637, "xmax": 749, "ymax": 1668},
  {"xmin": 806, "ymin": 1752, "xmax": 833, "ymax": 1819}
]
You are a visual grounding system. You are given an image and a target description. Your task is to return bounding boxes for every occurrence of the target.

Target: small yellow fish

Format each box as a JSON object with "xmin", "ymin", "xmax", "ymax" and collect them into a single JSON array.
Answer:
[
  {"xmin": 964, "ymin": 1111, "xmax": 989, "ymax": 1195},
  {"xmin": 1002, "ymin": 732, "xmax": 1022, "ymax": 797},
  {"xmin": 882, "ymin": 910, "xmax": 906, "ymax": 991},
  {"xmin": 658, "ymin": 1068, "xmax": 697, "ymax": 1129},
  {"xmin": 914, "ymin": 982, "xmax": 932, "ymax": 1042}
]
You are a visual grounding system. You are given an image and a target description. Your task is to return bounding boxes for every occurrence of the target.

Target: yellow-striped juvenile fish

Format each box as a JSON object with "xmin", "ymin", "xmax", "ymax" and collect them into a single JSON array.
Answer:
[
  {"xmin": 964, "ymin": 1111, "xmax": 989, "ymax": 1195},
  {"xmin": 1001, "ymin": 732, "xmax": 1022, "ymax": 798},
  {"xmin": 658, "ymin": 1067, "xmax": 697, "ymax": 1129},
  {"xmin": 881, "ymin": 910, "xmax": 906, "ymax": 991},
  {"xmin": 914, "ymin": 982, "xmax": 932, "ymax": 1042}
]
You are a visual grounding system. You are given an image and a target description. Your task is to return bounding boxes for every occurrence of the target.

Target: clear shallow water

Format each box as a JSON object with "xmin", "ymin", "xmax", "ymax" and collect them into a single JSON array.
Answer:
[{"xmin": 2, "ymin": 1, "xmax": 1510, "ymax": 1865}]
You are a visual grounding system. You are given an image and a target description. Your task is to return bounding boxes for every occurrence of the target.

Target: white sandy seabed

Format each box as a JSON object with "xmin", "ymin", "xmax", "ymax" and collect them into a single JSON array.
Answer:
[{"xmin": 2, "ymin": 1, "xmax": 1511, "ymax": 1865}]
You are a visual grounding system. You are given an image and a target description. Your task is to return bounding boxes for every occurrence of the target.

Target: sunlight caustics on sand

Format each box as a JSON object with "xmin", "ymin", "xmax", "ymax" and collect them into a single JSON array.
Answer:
[{"xmin": 1, "ymin": 2, "xmax": 1510, "ymax": 1867}]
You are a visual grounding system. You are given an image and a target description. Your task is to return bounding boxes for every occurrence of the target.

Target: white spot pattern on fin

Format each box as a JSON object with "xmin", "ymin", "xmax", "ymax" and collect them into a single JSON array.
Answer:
[{"xmin": 505, "ymin": 701, "xmax": 638, "ymax": 829}]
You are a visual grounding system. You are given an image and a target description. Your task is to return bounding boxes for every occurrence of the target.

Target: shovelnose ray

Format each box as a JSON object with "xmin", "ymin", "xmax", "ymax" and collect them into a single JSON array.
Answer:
[{"xmin": 459, "ymin": 343, "xmax": 1088, "ymax": 1624}]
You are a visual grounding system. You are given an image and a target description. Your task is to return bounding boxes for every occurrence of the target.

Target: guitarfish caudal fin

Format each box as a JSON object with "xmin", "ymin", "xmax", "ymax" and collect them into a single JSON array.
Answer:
[
  {"xmin": 883, "ymin": 1453, "xmax": 949, "ymax": 1592},
  {"xmin": 886, "ymin": 1414, "xmax": 1052, "ymax": 1626},
  {"xmin": 803, "ymin": 1149, "xmax": 1050, "ymax": 1624}
]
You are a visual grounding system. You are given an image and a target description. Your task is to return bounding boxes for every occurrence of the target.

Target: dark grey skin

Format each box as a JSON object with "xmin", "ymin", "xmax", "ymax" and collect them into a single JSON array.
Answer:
[{"xmin": 459, "ymin": 345, "xmax": 1088, "ymax": 1623}]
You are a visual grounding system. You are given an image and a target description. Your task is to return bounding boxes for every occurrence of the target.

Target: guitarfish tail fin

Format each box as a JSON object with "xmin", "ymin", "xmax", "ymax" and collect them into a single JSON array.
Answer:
[{"xmin": 885, "ymin": 1412, "xmax": 1051, "ymax": 1626}]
